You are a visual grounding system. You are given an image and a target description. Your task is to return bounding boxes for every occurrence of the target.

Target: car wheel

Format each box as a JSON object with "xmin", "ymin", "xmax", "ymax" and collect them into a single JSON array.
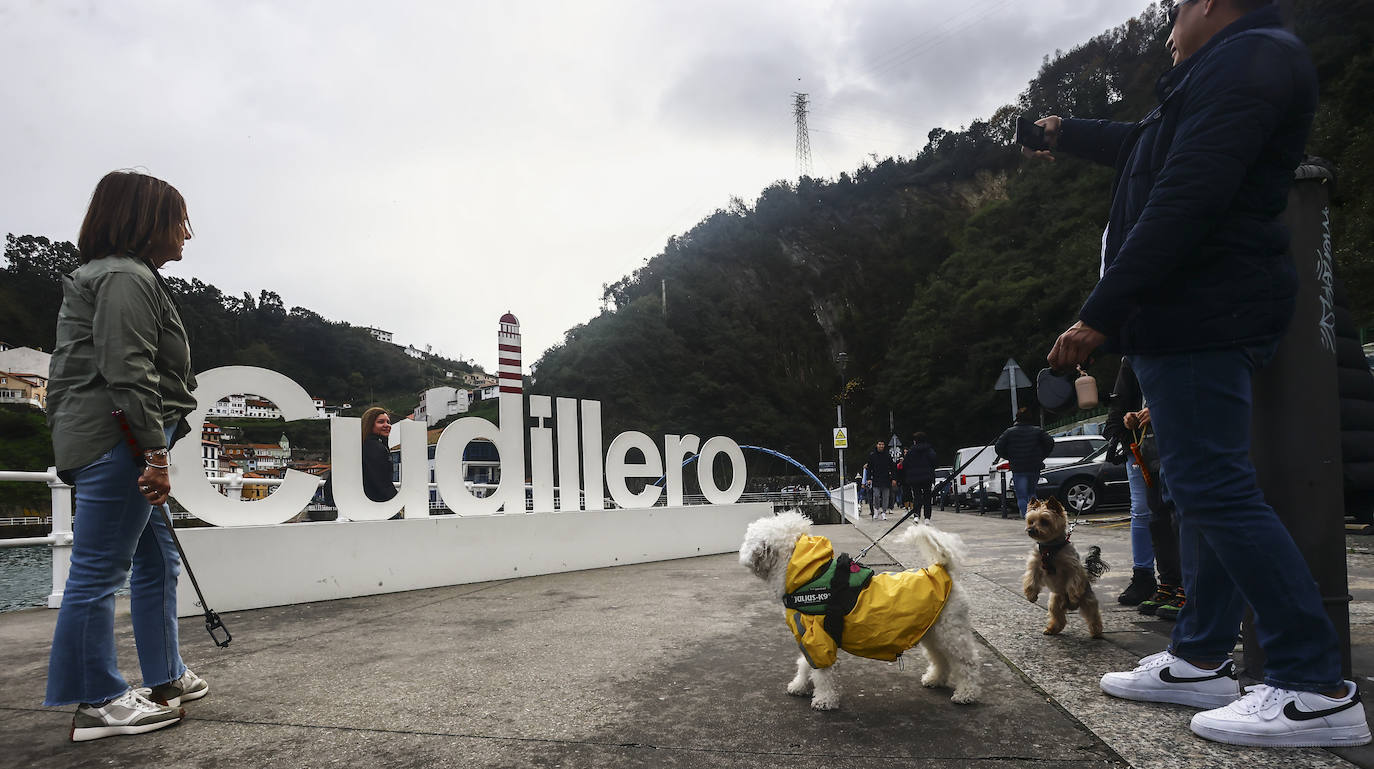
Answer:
[{"xmin": 1059, "ymin": 478, "xmax": 1099, "ymax": 516}]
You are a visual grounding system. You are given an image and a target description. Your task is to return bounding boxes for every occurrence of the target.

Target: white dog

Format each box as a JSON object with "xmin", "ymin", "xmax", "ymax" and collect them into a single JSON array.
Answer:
[{"xmin": 739, "ymin": 511, "xmax": 981, "ymax": 710}]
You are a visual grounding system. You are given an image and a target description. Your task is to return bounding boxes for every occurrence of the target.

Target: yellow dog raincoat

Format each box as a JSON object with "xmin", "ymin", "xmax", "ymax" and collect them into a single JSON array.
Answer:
[{"xmin": 783, "ymin": 535, "xmax": 951, "ymax": 669}]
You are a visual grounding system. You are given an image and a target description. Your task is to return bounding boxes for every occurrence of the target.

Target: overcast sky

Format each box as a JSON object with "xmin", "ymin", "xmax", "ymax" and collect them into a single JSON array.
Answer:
[{"xmin": 1, "ymin": 0, "xmax": 1152, "ymax": 374}]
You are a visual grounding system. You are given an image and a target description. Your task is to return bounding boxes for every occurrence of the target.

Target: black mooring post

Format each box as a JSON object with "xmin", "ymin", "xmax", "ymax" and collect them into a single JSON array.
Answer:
[{"xmin": 1246, "ymin": 161, "xmax": 1350, "ymax": 679}]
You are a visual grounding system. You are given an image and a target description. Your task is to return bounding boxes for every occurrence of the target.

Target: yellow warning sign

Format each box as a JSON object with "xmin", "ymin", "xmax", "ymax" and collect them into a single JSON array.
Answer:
[{"xmin": 833, "ymin": 427, "xmax": 848, "ymax": 449}]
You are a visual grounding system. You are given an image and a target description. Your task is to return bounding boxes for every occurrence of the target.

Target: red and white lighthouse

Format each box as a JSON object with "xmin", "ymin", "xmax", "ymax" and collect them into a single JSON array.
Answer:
[{"xmin": 497, "ymin": 312, "xmax": 522, "ymax": 394}]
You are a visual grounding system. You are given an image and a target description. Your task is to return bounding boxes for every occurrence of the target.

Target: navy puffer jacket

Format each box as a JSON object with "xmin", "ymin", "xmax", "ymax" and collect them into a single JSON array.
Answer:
[
  {"xmin": 995, "ymin": 425, "xmax": 1055, "ymax": 474},
  {"xmin": 902, "ymin": 442, "xmax": 938, "ymax": 485},
  {"xmin": 1060, "ymin": 5, "xmax": 1318, "ymax": 354}
]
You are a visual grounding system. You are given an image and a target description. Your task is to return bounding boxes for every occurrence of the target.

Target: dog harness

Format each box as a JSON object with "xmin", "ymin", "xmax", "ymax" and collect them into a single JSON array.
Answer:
[
  {"xmin": 1038, "ymin": 535, "xmax": 1071, "ymax": 575},
  {"xmin": 782, "ymin": 535, "xmax": 952, "ymax": 669}
]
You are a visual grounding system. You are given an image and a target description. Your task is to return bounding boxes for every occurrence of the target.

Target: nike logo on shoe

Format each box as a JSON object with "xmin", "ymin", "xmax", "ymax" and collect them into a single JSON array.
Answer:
[
  {"xmin": 1283, "ymin": 692, "xmax": 1362, "ymax": 722},
  {"xmin": 1158, "ymin": 661, "xmax": 1236, "ymax": 684}
]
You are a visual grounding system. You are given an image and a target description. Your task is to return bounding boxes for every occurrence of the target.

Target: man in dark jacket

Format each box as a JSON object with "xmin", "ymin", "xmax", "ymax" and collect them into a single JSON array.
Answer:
[
  {"xmin": 866, "ymin": 440, "xmax": 896, "ymax": 520},
  {"xmin": 902, "ymin": 432, "xmax": 939, "ymax": 522},
  {"xmin": 1035, "ymin": 0, "xmax": 1366, "ymax": 748},
  {"xmin": 994, "ymin": 408, "xmax": 1054, "ymax": 519}
]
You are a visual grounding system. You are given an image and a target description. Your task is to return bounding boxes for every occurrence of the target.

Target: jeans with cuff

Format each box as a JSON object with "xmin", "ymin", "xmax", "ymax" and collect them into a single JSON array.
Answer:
[
  {"xmin": 44, "ymin": 425, "xmax": 186, "ymax": 706},
  {"xmin": 1125, "ymin": 458, "xmax": 1155, "ymax": 570},
  {"xmin": 1134, "ymin": 342, "xmax": 1341, "ymax": 693}
]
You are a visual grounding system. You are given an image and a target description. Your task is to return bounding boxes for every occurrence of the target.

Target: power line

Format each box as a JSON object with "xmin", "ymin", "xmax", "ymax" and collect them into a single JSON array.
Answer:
[{"xmin": 861, "ymin": 0, "xmax": 1017, "ymax": 81}]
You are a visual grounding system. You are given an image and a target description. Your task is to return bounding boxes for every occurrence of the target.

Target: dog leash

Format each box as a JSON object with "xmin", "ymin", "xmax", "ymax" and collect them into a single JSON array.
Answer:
[{"xmin": 857, "ymin": 424, "xmax": 1012, "ymax": 559}]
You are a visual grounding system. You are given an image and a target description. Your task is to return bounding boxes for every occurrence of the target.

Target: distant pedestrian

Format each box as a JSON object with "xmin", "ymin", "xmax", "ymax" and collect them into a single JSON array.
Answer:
[
  {"xmin": 866, "ymin": 440, "xmax": 897, "ymax": 520},
  {"xmin": 44, "ymin": 170, "xmax": 206, "ymax": 740},
  {"xmin": 903, "ymin": 432, "xmax": 939, "ymax": 522},
  {"xmin": 994, "ymin": 407, "xmax": 1053, "ymax": 518}
]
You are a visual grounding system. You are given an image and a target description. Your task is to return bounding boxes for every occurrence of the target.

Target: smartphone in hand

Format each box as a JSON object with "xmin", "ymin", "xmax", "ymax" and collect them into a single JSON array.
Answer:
[{"xmin": 1015, "ymin": 115, "xmax": 1050, "ymax": 151}]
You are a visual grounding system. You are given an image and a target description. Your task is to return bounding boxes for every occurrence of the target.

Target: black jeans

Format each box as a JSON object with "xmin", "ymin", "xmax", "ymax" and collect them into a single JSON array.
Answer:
[
  {"xmin": 1145, "ymin": 467, "xmax": 1181, "ymax": 587},
  {"xmin": 909, "ymin": 482, "xmax": 933, "ymax": 519}
]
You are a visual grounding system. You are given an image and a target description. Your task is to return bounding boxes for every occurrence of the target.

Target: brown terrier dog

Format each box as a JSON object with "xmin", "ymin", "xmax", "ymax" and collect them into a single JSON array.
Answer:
[{"xmin": 1022, "ymin": 497, "xmax": 1106, "ymax": 638}]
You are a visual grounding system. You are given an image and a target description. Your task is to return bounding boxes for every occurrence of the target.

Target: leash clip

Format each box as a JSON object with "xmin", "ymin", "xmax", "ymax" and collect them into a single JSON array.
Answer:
[{"xmin": 205, "ymin": 610, "xmax": 232, "ymax": 648}]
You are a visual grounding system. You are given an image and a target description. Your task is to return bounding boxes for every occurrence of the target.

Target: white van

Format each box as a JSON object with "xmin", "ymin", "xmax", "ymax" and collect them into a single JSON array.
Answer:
[{"xmin": 953, "ymin": 444, "xmax": 1001, "ymax": 501}]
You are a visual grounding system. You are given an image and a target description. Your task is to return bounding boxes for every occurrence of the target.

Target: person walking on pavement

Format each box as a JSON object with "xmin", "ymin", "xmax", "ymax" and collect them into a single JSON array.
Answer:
[
  {"xmin": 994, "ymin": 408, "xmax": 1054, "ymax": 519},
  {"xmin": 43, "ymin": 170, "xmax": 208, "ymax": 741},
  {"xmin": 903, "ymin": 432, "xmax": 939, "ymax": 523},
  {"xmin": 866, "ymin": 440, "xmax": 897, "ymax": 520},
  {"xmin": 1036, "ymin": 0, "xmax": 1368, "ymax": 748}
]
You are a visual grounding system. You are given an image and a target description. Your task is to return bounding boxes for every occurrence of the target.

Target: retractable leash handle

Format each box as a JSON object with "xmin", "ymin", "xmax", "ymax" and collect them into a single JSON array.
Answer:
[{"xmin": 112, "ymin": 410, "xmax": 233, "ymax": 648}]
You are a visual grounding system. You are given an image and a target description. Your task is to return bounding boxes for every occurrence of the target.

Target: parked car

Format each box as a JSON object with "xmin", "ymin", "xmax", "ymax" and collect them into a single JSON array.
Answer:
[
  {"xmin": 988, "ymin": 435, "xmax": 1108, "ymax": 498},
  {"xmin": 1034, "ymin": 444, "xmax": 1131, "ymax": 516}
]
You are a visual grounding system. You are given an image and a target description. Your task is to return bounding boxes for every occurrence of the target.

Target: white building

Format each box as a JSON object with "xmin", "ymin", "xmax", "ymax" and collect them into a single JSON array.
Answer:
[
  {"xmin": 207, "ymin": 394, "xmax": 248, "ymax": 418},
  {"xmin": 312, "ymin": 397, "xmax": 350, "ymax": 418},
  {"xmin": 0, "ymin": 346, "xmax": 51, "ymax": 380},
  {"xmin": 366, "ymin": 327, "xmax": 393, "ymax": 343},
  {"xmin": 201, "ymin": 422, "xmax": 223, "ymax": 478},
  {"xmin": 478, "ymin": 385, "xmax": 499, "ymax": 401},
  {"xmin": 414, "ymin": 386, "xmax": 472, "ymax": 426},
  {"xmin": 403, "ymin": 345, "xmax": 425, "ymax": 359},
  {"xmin": 244, "ymin": 398, "xmax": 283, "ymax": 419}
]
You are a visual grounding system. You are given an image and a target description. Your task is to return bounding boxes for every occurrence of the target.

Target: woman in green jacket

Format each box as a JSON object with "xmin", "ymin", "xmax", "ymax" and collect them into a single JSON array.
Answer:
[{"xmin": 43, "ymin": 170, "xmax": 207, "ymax": 741}]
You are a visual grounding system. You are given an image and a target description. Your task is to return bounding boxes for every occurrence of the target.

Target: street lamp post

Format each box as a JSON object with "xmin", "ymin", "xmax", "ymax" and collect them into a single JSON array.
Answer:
[{"xmin": 836, "ymin": 352, "xmax": 848, "ymax": 522}]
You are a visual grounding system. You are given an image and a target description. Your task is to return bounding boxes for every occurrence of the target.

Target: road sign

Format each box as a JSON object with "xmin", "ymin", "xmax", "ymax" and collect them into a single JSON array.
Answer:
[
  {"xmin": 833, "ymin": 428, "xmax": 848, "ymax": 448},
  {"xmin": 818, "ymin": 461, "xmax": 837, "ymax": 473},
  {"xmin": 994, "ymin": 358, "xmax": 1032, "ymax": 390}
]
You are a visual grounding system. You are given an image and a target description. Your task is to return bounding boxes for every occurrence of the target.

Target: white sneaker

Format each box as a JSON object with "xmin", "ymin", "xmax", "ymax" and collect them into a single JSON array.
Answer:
[
  {"xmin": 137, "ymin": 668, "xmax": 209, "ymax": 707},
  {"xmin": 1191, "ymin": 682, "xmax": 1372, "ymax": 747},
  {"xmin": 1099, "ymin": 651, "xmax": 1240, "ymax": 708},
  {"xmin": 71, "ymin": 689, "xmax": 183, "ymax": 742}
]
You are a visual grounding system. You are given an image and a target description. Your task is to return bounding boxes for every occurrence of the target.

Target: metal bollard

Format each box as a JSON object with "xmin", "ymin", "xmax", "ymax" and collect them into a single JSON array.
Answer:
[{"xmin": 47, "ymin": 467, "xmax": 74, "ymax": 609}]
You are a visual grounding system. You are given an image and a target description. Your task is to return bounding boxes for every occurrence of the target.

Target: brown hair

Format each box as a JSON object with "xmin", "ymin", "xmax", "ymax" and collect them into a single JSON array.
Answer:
[
  {"xmin": 77, "ymin": 170, "xmax": 191, "ymax": 264},
  {"xmin": 360, "ymin": 407, "xmax": 390, "ymax": 441}
]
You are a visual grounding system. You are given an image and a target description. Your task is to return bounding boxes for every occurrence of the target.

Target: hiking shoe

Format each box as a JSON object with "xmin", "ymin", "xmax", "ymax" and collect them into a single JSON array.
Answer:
[
  {"xmin": 138, "ymin": 669, "xmax": 208, "ymax": 707},
  {"xmin": 1156, "ymin": 587, "xmax": 1186, "ymax": 621},
  {"xmin": 1138, "ymin": 585, "xmax": 1175, "ymax": 615},
  {"xmin": 1118, "ymin": 568, "xmax": 1157, "ymax": 606},
  {"xmin": 1100, "ymin": 651, "xmax": 1240, "ymax": 708},
  {"xmin": 1191, "ymin": 682, "xmax": 1372, "ymax": 747},
  {"xmin": 70, "ymin": 689, "xmax": 184, "ymax": 742}
]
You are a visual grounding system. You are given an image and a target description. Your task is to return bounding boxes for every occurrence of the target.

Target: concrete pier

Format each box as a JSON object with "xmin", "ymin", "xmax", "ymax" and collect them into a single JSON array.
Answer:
[{"xmin": 2, "ymin": 506, "xmax": 1372, "ymax": 768}]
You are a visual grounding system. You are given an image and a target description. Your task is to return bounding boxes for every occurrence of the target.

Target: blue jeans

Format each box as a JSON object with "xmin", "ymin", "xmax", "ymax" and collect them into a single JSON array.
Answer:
[
  {"xmin": 1126, "ymin": 458, "xmax": 1154, "ymax": 570},
  {"xmin": 45, "ymin": 427, "xmax": 186, "ymax": 706},
  {"xmin": 1012, "ymin": 472, "xmax": 1038, "ymax": 518},
  {"xmin": 1134, "ymin": 344, "xmax": 1341, "ymax": 692}
]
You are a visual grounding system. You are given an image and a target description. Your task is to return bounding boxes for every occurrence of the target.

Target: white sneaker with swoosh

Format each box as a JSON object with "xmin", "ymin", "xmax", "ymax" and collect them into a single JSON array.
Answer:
[
  {"xmin": 1099, "ymin": 650, "xmax": 1240, "ymax": 708},
  {"xmin": 1191, "ymin": 682, "xmax": 1372, "ymax": 747}
]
